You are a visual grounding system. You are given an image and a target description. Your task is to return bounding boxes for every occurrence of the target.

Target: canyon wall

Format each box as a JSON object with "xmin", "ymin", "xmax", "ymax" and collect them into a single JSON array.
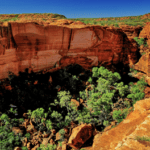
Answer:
[
  {"xmin": 133, "ymin": 22, "xmax": 150, "ymax": 77},
  {"xmin": 139, "ymin": 22, "xmax": 150, "ymax": 48},
  {"xmin": 118, "ymin": 25, "xmax": 143, "ymax": 40},
  {"xmin": 0, "ymin": 22, "xmax": 140, "ymax": 80}
]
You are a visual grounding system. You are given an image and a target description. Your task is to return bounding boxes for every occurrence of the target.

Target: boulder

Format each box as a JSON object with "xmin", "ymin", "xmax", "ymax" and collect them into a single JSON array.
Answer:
[
  {"xmin": 68, "ymin": 123, "xmax": 95, "ymax": 149},
  {"xmin": 0, "ymin": 22, "xmax": 139, "ymax": 80}
]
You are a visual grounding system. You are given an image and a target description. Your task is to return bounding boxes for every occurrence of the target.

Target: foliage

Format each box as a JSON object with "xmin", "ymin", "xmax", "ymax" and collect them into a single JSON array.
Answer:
[
  {"xmin": 112, "ymin": 107, "xmax": 130, "ymax": 123},
  {"xmin": 133, "ymin": 37, "xmax": 148, "ymax": 47},
  {"xmin": 48, "ymin": 66, "xmax": 147, "ymax": 128},
  {"xmin": 127, "ymin": 77, "xmax": 146, "ymax": 106},
  {"xmin": 0, "ymin": 124, "xmax": 23, "ymax": 149},
  {"xmin": 0, "ymin": 64, "xmax": 147, "ymax": 149},
  {"xmin": 37, "ymin": 143, "xmax": 57, "ymax": 150},
  {"xmin": 24, "ymin": 133, "xmax": 31, "ymax": 140},
  {"xmin": 134, "ymin": 136, "xmax": 150, "ymax": 142},
  {"xmin": 129, "ymin": 65, "xmax": 141, "ymax": 75},
  {"xmin": 79, "ymin": 66, "xmax": 146, "ymax": 125},
  {"xmin": 112, "ymin": 109, "xmax": 124, "ymax": 123},
  {"xmin": 58, "ymin": 129, "xmax": 66, "ymax": 141},
  {"xmin": 1, "ymin": 18, "xmax": 11, "ymax": 22},
  {"xmin": 21, "ymin": 147, "xmax": 28, "ymax": 150},
  {"xmin": 103, "ymin": 120, "xmax": 109, "ymax": 126},
  {"xmin": 11, "ymin": 17, "xmax": 19, "ymax": 21}
]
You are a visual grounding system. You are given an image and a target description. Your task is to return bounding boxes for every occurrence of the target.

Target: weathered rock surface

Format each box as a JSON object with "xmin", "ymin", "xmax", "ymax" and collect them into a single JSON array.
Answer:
[
  {"xmin": 139, "ymin": 22, "xmax": 150, "ymax": 48},
  {"xmin": 116, "ymin": 24, "xmax": 143, "ymax": 40},
  {"xmin": 134, "ymin": 53, "xmax": 149, "ymax": 74},
  {"xmin": 0, "ymin": 22, "xmax": 139, "ymax": 80},
  {"xmin": 92, "ymin": 98, "xmax": 150, "ymax": 150},
  {"xmin": 131, "ymin": 71, "xmax": 150, "ymax": 86},
  {"xmin": 133, "ymin": 50, "xmax": 150, "ymax": 81}
]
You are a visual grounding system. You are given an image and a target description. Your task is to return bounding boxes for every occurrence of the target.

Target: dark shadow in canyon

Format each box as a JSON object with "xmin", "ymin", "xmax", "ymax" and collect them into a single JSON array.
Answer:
[{"xmin": 0, "ymin": 63, "xmax": 148, "ymax": 132}]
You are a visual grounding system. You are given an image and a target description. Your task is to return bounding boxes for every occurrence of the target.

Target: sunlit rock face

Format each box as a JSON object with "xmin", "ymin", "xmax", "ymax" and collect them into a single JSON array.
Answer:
[
  {"xmin": 0, "ymin": 22, "xmax": 139, "ymax": 80},
  {"xmin": 118, "ymin": 24, "xmax": 143, "ymax": 40},
  {"xmin": 139, "ymin": 22, "xmax": 150, "ymax": 48},
  {"xmin": 92, "ymin": 98, "xmax": 150, "ymax": 150}
]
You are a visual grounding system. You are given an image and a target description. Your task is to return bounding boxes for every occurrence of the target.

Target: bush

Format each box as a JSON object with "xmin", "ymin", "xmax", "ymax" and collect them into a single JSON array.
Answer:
[
  {"xmin": 37, "ymin": 143, "xmax": 57, "ymax": 150},
  {"xmin": 127, "ymin": 76, "xmax": 147, "ymax": 106},
  {"xmin": 0, "ymin": 124, "xmax": 23, "ymax": 149},
  {"xmin": 21, "ymin": 147, "xmax": 28, "ymax": 150},
  {"xmin": 78, "ymin": 66, "xmax": 147, "ymax": 125},
  {"xmin": 112, "ymin": 109, "xmax": 124, "ymax": 123},
  {"xmin": 112, "ymin": 107, "xmax": 130, "ymax": 123},
  {"xmin": 133, "ymin": 37, "xmax": 148, "ymax": 47},
  {"xmin": 47, "ymin": 66, "xmax": 129, "ymax": 128}
]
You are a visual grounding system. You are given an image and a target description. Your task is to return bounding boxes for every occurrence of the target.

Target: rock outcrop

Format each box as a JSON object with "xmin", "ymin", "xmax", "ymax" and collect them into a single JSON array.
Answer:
[
  {"xmin": 92, "ymin": 98, "xmax": 150, "ymax": 150},
  {"xmin": 139, "ymin": 22, "xmax": 150, "ymax": 48},
  {"xmin": 0, "ymin": 22, "xmax": 139, "ymax": 80},
  {"xmin": 117, "ymin": 24, "xmax": 143, "ymax": 40},
  {"xmin": 134, "ymin": 53, "xmax": 149, "ymax": 74}
]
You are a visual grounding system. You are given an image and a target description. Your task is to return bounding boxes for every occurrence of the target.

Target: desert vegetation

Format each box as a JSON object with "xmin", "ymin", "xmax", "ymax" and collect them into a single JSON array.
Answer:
[
  {"xmin": 1, "ymin": 12, "xmax": 150, "ymax": 27},
  {"xmin": 0, "ymin": 63, "xmax": 148, "ymax": 149}
]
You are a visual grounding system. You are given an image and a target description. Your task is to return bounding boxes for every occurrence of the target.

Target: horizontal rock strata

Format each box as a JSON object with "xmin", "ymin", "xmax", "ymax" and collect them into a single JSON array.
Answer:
[{"xmin": 0, "ymin": 22, "xmax": 139, "ymax": 80}]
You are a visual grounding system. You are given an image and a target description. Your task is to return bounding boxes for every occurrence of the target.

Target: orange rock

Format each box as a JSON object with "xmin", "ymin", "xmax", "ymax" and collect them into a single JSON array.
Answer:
[
  {"xmin": 0, "ymin": 22, "xmax": 139, "ymax": 80},
  {"xmin": 119, "ymin": 25, "xmax": 143, "ymax": 39},
  {"xmin": 139, "ymin": 22, "xmax": 150, "ymax": 39},
  {"xmin": 139, "ymin": 22, "xmax": 150, "ymax": 48},
  {"xmin": 92, "ymin": 98, "xmax": 150, "ymax": 150},
  {"xmin": 134, "ymin": 52, "xmax": 149, "ymax": 74},
  {"xmin": 68, "ymin": 123, "xmax": 94, "ymax": 149}
]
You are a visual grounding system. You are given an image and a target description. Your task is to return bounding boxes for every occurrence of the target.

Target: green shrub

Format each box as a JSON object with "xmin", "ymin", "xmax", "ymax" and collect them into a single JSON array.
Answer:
[
  {"xmin": 127, "ymin": 76, "xmax": 146, "ymax": 106},
  {"xmin": 1, "ymin": 18, "xmax": 11, "ymax": 22},
  {"xmin": 37, "ymin": 143, "xmax": 57, "ymax": 150},
  {"xmin": 58, "ymin": 129, "xmax": 66, "ymax": 141},
  {"xmin": 133, "ymin": 37, "xmax": 148, "ymax": 47},
  {"xmin": 80, "ymin": 66, "xmax": 147, "ymax": 126},
  {"xmin": 63, "ymin": 66, "xmax": 125, "ymax": 126},
  {"xmin": 103, "ymin": 120, "xmax": 109, "ymax": 126},
  {"xmin": 24, "ymin": 133, "xmax": 31, "ymax": 140},
  {"xmin": 0, "ymin": 124, "xmax": 23, "ymax": 149},
  {"xmin": 21, "ymin": 147, "xmax": 28, "ymax": 150},
  {"xmin": 11, "ymin": 17, "xmax": 18, "ymax": 21},
  {"xmin": 112, "ymin": 109, "xmax": 124, "ymax": 123},
  {"xmin": 114, "ymin": 23, "xmax": 119, "ymax": 27},
  {"xmin": 112, "ymin": 107, "xmax": 131, "ymax": 123}
]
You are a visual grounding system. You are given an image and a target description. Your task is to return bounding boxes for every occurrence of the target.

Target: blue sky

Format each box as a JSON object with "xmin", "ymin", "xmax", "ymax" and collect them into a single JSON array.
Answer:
[{"xmin": 0, "ymin": 0, "xmax": 150, "ymax": 19}]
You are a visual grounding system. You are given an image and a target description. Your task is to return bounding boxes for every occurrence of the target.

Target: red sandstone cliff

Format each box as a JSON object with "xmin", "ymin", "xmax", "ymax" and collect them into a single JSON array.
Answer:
[{"xmin": 0, "ymin": 22, "xmax": 139, "ymax": 80}]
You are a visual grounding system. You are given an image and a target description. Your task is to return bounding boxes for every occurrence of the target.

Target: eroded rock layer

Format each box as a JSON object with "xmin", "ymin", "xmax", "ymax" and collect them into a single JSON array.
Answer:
[
  {"xmin": 139, "ymin": 22, "xmax": 150, "ymax": 48},
  {"xmin": 92, "ymin": 98, "xmax": 150, "ymax": 150},
  {"xmin": 0, "ymin": 22, "xmax": 139, "ymax": 79}
]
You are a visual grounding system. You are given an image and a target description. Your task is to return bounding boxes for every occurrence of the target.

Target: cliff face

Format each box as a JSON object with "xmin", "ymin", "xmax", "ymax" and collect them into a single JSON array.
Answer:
[
  {"xmin": 118, "ymin": 25, "xmax": 143, "ymax": 40},
  {"xmin": 139, "ymin": 22, "xmax": 150, "ymax": 48},
  {"xmin": 0, "ymin": 22, "xmax": 139, "ymax": 80}
]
